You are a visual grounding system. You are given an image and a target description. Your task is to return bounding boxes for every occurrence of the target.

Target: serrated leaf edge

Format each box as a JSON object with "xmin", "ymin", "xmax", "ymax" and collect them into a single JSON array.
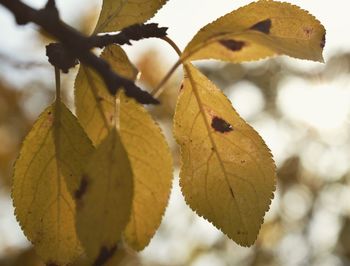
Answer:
[{"xmin": 174, "ymin": 64, "xmax": 276, "ymax": 247}]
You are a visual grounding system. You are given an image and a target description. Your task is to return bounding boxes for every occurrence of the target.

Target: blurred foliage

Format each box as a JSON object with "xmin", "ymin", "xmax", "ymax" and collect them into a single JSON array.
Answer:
[
  {"xmin": 0, "ymin": 246, "xmax": 140, "ymax": 266},
  {"xmin": 0, "ymin": 81, "xmax": 31, "ymax": 188},
  {"xmin": 0, "ymin": 248, "xmax": 44, "ymax": 266}
]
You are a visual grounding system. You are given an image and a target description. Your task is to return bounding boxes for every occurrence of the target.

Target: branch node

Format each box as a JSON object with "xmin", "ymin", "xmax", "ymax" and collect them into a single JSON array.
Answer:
[
  {"xmin": 44, "ymin": 0, "xmax": 58, "ymax": 19},
  {"xmin": 46, "ymin": 43, "xmax": 78, "ymax": 73},
  {"xmin": 0, "ymin": 0, "xmax": 160, "ymax": 104}
]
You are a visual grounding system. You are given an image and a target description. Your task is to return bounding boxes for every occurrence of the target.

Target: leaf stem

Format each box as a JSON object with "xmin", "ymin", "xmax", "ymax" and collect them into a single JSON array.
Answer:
[
  {"xmin": 151, "ymin": 36, "xmax": 183, "ymax": 98},
  {"xmin": 54, "ymin": 66, "xmax": 61, "ymax": 101},
  {"xmin": 162, "ymin": 36, "xmax": 182, "ymax": 57}
]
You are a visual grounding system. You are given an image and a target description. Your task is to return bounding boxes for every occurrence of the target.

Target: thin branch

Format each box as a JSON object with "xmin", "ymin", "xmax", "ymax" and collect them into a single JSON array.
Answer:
[
  {"xmin": 152, "ymin": 59, "xmax": 181, "ymax": 98},
  {"xmin": 0, "ymin": 0, "xmax": 161, "ymax": 104},
  {"xmin": 151, "ymin": 36, "xmax": 183, "ymax": 98},
  {"xmin": 162, "ymin": 36, "xmax": 182, "ymax": 57},
  {"xmin": 91, "ymin": 23, "xmax": 168, "ymax": 48},
  {"xmin": 54, "ymin": 67, "xmax": 60, "ymax": 101}
]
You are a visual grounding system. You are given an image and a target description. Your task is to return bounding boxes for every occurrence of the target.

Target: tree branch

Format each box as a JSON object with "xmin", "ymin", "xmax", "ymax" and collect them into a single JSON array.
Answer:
[
  {"xmin": 0, "ymin": 0, "xmax": 162, "ymax": 104},
  {"xmin": 91, "ymin": 23, "xmax": 168, "ymax": 48}
]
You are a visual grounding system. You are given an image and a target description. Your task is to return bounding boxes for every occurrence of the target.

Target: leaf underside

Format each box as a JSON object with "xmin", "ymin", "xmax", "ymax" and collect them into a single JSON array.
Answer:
[
  {"xmin": 75, "ymin": 45, "xmax": 173, "ymax": 251},
  {"xmin": 75, "ymin": 45, "xmax": 138, "ymax": 146},
  {"xmin": 12, "ymin": 101, "xmax": 94, "ymax": 265},
  {"xmin": 174, "ymin": 64, "xmax": 276, "ymax": 246},
  {"xmin": 183, "ymin": 0, "xmax": 326, "ymax": 63},
  {"xmin": 119, "ymin": 92, "xmax": 173, "ymax": 250},
  {"xmin": 75, "ymin": 129, "xmax": 134, "ymax": 264}
]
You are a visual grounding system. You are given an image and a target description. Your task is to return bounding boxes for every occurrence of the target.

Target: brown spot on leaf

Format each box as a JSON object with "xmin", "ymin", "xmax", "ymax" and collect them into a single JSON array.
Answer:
[
  {"xmin": 46, "ymin": 263, "xmax": 58, "ymax": 266},
  {"xmin": 250, "ymin": 19, "xmax": 272, "ymax": 34},
  {"xmin": 321, "ymin": 34, "xmax": 326, "ymax": 48},
  {"xmin": 303, "ymin": 27, "xmax": 314, "ymax": 38},
  {"xmin": 74, "ymin": 175, "xmax": 88, "ymax": 200},
  {"xmin": 229, "ymin": 187, "xmax": 235, "ymax": 198},
  {"xmin": 179, "ymin": 83, "xmax": 184, "ymax": 91},
  {"xmin": 219, "ymin": 39, "xmax": 245, "ymax": 51},
  {"xmin": 93, "ymin": 245, "xmax": 117, "ymax": 266},
  {"xmin": 211, "ymin": 116, "xmax": 233, "ymax": 133}
]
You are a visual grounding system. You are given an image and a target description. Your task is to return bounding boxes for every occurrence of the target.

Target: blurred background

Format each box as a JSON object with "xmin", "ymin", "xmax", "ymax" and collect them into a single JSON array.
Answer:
[{"xmin": 1, "ymin": 0, "xmax": 350, "ymax": 265}]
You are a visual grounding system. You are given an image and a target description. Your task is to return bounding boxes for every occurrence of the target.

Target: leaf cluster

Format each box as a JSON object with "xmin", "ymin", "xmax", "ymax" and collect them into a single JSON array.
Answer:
[{"xmin": 7, "ymin": 0, "xmax": 326, "ymax": 265}]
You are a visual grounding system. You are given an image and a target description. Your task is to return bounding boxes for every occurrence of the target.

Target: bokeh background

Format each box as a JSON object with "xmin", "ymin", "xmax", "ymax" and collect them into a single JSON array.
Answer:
[{"xmin": 1, "ymin": 0, "xmax": 350, "ymax": 265}]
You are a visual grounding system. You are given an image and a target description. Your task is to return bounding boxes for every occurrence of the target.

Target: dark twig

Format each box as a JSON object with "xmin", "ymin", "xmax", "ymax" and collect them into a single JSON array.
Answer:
[
  {"xmin": 91, "ymin": 23, "xmax": 168, "ymax": 48},
  {"xmin": 46, "ymin": 23, "xmax": 167, "ymax": 72},
  {"xmin": 0, "ymin": 0, "xmax": 162, "ymax": 104}
]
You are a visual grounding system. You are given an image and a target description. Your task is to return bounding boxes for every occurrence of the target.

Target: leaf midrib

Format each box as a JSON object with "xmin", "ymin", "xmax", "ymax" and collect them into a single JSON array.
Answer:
[{"xmin": 184, "ymin": 64, "xmax": 248, "ymax": 237}]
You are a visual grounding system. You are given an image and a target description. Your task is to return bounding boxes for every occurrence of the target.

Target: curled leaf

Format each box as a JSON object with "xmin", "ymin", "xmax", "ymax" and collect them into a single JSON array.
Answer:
[{"xmin": 182, "ymin": 0, "xmax": 326, "ymax": 63}]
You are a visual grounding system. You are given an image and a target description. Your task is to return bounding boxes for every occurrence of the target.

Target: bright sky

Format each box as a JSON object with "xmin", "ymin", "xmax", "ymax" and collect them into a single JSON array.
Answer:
[{"xmin": 1, "ymin": 1, "xmax": 350, "ymax": 60}]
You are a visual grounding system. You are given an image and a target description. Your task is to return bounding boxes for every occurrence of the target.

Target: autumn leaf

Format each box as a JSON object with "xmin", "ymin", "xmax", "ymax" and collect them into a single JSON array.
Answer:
[
  {"xmin": 118, "ymin": 92, "xmax": 173, "ymax": 250},
  {"xmin": 75, "ymin": 129, "xmax": 133, "ymax": 264},
  {"xmin": 75, "ymin": 45, "xmax": 137, "ymax": 145},
  {"xmin": 173, "ymin": 64, "xmax": 276, "ymax": 246},
  {"xmin": 75, "ymin": 45, "xmax": 173, "ymax": 250},
  {"xmin": 94, "ymin": 0, "xmax": 168, "ymax": 33},
  {"xmin": 12, "ymin": 100, "xmax": 94, "ymax": 265},
  {"xmin": 182, "ymin": 0, "xmax": 326, "ymax": 63}
]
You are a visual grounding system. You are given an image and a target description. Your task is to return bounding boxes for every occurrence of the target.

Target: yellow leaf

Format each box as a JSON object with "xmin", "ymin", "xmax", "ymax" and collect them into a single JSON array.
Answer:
[
  {"xmin": 119, "ymin": 92, "xmax": 173, "ymax": 250},
  {"xmin": 75, "ymin": 45, "xmax": 137, "ymax": 146},
  {"xmin": 12, "ymin": 100, "xmax": 94, "ymax": 265},
  {"xmin": 94, "ymin": 0, "xmax": 168, "ymax": 33},
  {"xmin": 75, "ymin": 45, "xmax": 173, "ymax": 250},
  {"xmin": 182, "ymin": 0, "xmax": 325, "ymax": 63},
  {"xmin": 173, "ymin": 64, "xmax": 276, "ymax": 246},
  {"xmin": 75, "ymin": 129, "xmax": 133, "ymax": 264}
]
